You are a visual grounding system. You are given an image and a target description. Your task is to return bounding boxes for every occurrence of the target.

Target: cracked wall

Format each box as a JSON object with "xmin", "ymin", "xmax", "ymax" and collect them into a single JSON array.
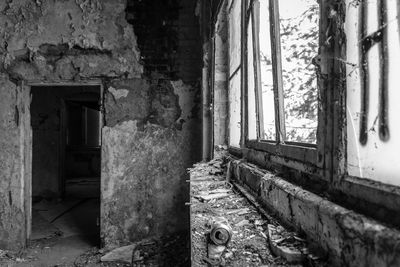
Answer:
[
  {"xmin": 0, "ymin": 0, "xmax": 201, "ymax": 249},
  {"xmin": 101, "ymin": 76, "xmax": 201, "ymax": 247},
  {"xmin": 1, "ymin": 0, "xmax": 143, "ymax": 80}
]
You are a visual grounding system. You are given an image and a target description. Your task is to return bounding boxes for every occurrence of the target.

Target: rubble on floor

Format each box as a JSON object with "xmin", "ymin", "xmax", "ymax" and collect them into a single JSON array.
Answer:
[
  {"xmin": 189, "ymin": 153, "xmax": 327, "ymax": 266},
  {"xmin": 99, "ymin": 234, "xmax": 189, "ymax": 267},
  {"xmin": 0, "ymin": 232, "xmax": 189, "ymax": 266},
  {"xmin": 0, "ymin": 235, "xmax": 135, "ymax": 267},
  {"xmin": 130, "ymin": 234, "xmax": 189, "ymax": 266}
]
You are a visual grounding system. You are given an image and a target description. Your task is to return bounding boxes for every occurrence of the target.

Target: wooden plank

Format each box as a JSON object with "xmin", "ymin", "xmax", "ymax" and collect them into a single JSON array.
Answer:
[{"xmin": 331, "ymin": 0, "xmax": 347, "ymax": 182}]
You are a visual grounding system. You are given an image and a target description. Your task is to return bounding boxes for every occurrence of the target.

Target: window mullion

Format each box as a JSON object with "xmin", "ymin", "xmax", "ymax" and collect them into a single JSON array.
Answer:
[
  {"xmin": 269, "ymin": 0, "xmax": 286, "ymax": 143},
  {"xmin": 241, "ymin": 0, "xmax": 248, "ymax": 148},
  {"xmin": 251, "ymin": 0, "xmax": 264, "ymax": 141}
]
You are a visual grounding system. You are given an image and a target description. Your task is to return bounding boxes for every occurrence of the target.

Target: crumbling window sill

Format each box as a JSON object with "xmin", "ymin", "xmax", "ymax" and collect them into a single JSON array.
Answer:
[
  {"xmin": 189, "ymin": 154, "xmax": 324, "ymax": 266},
  {"xmin": 230, "ymin": 144, "xmax": 400, "ymax": 229}
]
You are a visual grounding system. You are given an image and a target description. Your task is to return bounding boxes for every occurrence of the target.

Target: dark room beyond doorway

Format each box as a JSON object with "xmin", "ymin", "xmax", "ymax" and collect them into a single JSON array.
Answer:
[{"xmin": 30, "ymin": 85, "xmax": 101, "ymax": 248}]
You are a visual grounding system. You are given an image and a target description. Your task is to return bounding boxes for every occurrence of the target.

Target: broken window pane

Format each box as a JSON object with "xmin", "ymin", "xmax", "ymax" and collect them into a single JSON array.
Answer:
[
  {"xmin": 259, "ymin": 0, "xmax": 276, "ymax": 140},
  {"xmin": 279, "ymin": 0, "xmax": 319, "ymax": 143}
]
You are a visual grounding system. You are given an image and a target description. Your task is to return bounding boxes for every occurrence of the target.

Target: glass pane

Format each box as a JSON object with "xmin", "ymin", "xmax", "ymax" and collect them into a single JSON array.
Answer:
[
  {"xmin": 279, "ymin": 0, "xmax": 319, "ymax": 143},
  {"xmin": 229, "ymin": 0, "xmax": 242, "ymax": 74},
  {"xmin": 228, "ymin": 0, "xmax": 242, "ymax": 147},
  {"xmin": 259, "ymin": 0, "xmax": 276, "ymax": 140},
  {"xmin": 229, "ymin": 70, "xmax": 241, "ymax": 147},
  {"xmin": 247, "ymin": 15, "xmax": 257, "ymax": 140}
]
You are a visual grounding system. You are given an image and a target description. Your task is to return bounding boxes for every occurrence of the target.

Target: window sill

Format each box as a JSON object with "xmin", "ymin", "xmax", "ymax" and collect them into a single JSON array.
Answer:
[
  {"xmin": 246, "ymin": 139, "xmax": 318, "ymax": 164},
  {"xmin": 227, "ymin": 147, "xmax": 400, "ymax": 229}
]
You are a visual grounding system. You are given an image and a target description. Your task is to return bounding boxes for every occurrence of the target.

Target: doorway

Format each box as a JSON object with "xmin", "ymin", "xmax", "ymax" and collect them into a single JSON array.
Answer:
[{"xmin": 30, "ymin": 85, "xmax": 102, "ymax": 247}]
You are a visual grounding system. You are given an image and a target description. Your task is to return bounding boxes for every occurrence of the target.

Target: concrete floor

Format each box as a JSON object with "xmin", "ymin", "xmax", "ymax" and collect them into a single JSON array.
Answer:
[{"xmin": 17, "ymin": 178, "xmax": 102, "ymax": 266}]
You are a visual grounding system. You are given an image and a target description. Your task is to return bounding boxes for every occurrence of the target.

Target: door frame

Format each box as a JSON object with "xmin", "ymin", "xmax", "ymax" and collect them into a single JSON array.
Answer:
[{"xmin": 25, "ymin": 80, "xmax": 103, "ymax": 241}]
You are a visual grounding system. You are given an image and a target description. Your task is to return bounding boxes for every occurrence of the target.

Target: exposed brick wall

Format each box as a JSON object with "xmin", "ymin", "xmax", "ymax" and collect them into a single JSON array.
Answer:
[{"xmin": 126, "ymin": 0, "xmax": 201, "ymax": 83}]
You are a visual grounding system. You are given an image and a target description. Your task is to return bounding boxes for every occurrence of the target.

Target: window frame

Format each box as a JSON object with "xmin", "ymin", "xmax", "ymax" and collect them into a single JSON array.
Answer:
[
  {"xmin": 243, "ymin": 0, "xmax": 320, "ymax": 165},
  {"xmin": 224, "ymin": 0, "xmax": 400, "ymax": 230}
]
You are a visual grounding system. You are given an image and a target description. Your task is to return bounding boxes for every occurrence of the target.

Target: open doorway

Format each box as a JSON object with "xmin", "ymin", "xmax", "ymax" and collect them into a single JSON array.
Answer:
[{"xmin": 30, "ymin": 85, "xmax": 102, "ymax": 247}]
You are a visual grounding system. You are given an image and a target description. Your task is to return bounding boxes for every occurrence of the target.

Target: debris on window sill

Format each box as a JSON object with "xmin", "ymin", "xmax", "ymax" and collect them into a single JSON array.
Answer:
[{"xmin": 189, "ymin": 152, "xmax": 327, "ymax": 266}]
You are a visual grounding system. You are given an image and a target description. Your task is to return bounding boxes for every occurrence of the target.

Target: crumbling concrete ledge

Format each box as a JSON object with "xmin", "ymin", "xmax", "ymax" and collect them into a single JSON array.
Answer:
[{"xmin": 228, "ymin": 159, "xmax": 400, "ymax": 267}]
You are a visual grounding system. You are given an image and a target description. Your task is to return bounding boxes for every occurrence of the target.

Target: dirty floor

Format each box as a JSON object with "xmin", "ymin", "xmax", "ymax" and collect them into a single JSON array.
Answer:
[
  {"xmin": 0, "ymin": 178, "xmax": 129, "ymax": 267},
  {"xmin": 1, "ymin": 156, "xmax": 329, "ymax": 267},
  {"xmin": 0, "ymin": 176, "xmax": 190, "ymax": 267}
]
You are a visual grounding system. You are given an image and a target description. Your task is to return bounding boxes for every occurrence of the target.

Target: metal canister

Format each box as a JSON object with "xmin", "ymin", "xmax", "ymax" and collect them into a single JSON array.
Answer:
[{"xmin": 210, "ymin": 222, "xmax": 232, "ymax": 246}]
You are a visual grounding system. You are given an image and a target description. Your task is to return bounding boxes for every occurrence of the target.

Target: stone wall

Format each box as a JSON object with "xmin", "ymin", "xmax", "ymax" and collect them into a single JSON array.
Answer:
[{"xmin": 0, "ymin": 0, "xmax": 201, "ymax": 249}]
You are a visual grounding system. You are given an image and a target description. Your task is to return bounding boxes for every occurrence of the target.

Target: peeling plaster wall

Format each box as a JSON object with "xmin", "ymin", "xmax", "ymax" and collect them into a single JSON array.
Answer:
[
  {"xmin": 0, "ymin": 0, "xmax": 143, "ymax": 249},
  {"xmin": 101, "ymin": 75, "xmax": 201, "ymax": 248},
  {"xmin": 101, "ymin": 119, "xmax": 198, "ymax": 246},
  {"xmin": 0, "ymin": 0, "xmax": 201, "ymax": 249},
  {"xmin": 98, "ymin": 0, "xmax": 202, "ymax": 248},
  {"xmin": 1, "ymin": 0, "xmax": 143, "ymax": 80}
]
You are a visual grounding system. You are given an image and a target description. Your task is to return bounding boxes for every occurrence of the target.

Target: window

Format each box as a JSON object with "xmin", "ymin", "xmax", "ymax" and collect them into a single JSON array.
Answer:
[
  {"xmin": 247, "ymin": 0, "xmax": 276, "ymax": 141},
  {"xmin": 223, "ymin": 0, "xmax": 400, "ymax": 228},
  {"xmin": 248, "ymin": 0, "xmax": 319, "ymax": 145},
  {"xmin": 228, "ymin": 0, "xmax": 243, "ymax": 147}
]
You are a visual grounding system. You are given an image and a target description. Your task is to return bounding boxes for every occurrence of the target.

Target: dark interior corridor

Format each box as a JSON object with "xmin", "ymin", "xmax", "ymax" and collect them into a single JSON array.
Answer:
[{"xmin": 30, "ymin": 85, "xmax": 101, "ymax": 251}]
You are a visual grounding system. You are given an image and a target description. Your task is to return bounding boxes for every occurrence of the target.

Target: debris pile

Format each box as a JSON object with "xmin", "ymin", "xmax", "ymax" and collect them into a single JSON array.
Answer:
[
  {"xmin": 0, "ymin": 249, "xmax": 31, "ymax": 264},
  {"xmin": 189, "ymin": 153, "xmax": 327, "ymax": 266},
  {"xmin": 74, "ymin": 248, "xmax": 130, "ymax": 267},
  {"xmin": 130, "ymin": 234, "xmax": 189, "ymax": 266},
  {"xmin": 267, "ymin": 224, "xmax": 308, "ymax": 263}
]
